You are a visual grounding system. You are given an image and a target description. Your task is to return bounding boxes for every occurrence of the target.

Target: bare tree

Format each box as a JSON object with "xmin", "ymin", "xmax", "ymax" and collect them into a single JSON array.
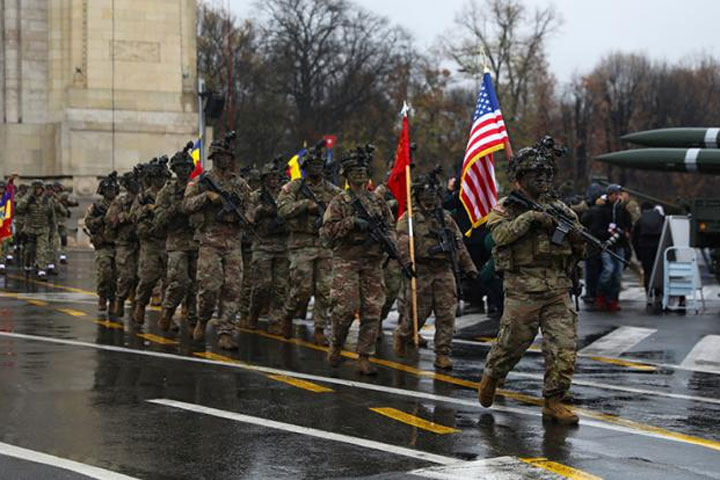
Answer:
[{"xmin": 444, "ymin": 0, "xmax": 561, "ymax": 128}]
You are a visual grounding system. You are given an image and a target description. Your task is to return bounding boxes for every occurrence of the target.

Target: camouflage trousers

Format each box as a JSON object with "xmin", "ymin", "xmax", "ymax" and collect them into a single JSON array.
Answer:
[
  {"xmin": 196, "ymin": 244, "xmax": 243, "ymax": 335},
  {"xmin": 48, "ymin": 228, "xmax": 60, "ymax": 266},
  {"xmin": 23, "ymin": 229, "xmax": 52, "ymax": 269},
  {"xmin": 395, "ymin": 265, "xmax": 457, "ymax": 355},
  {"xmin": 329, "ymin": 255, "xmax": 385, "ymax": 356},
  {"xmin": 238, "ymin": 243, "xmax": 253, "ymax": 322},
  {"xmin": 483, "ymin": 290, "xmax": 578, "ymax": 398},
  {"xmin": 134, "ymin": 240, "xmax": 167, "ymax": 307},
  {"xmin": 94, "ymin": 246, "xmax": 116, "ymax": 300},
  {"xmin": 281, "ymin": 246, "xmax": 332, "ymax": 329},
  {"xmin": 381, "ymin": 259, "xmax": 402, "ymax": 321},
  {"xmin": 249, "ymin": 249, "xmax": 289, "ymax": 325},
  {"xmin": 163, "ymin": 249, "xmax": 198, "ymax": 321},
  {"xmin": 115, "ymin": 244, "xmax": 138, "ymax": 302},
  {"xmin": 58, "ymin": 224, "xmax": 68, "ymax": 254}
]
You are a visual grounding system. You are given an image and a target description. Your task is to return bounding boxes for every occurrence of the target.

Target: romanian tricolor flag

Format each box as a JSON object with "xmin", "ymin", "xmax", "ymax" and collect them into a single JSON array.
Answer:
[
  {"xmin": 286, "ymin": 148, "xmax": 307, "ymax": 181},
  {"xmin": 190, "ymin": 139, "xmax": 203, "ymax": 179},
  {"xmin": 0, "ymin": 182, "xmax": 15, "ymax": 240}
]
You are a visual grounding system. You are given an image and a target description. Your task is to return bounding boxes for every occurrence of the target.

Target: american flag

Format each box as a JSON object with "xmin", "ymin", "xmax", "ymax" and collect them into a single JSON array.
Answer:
[{"xmin": 459, "ymin": 72, "xmax": 508, "ymax": 229}]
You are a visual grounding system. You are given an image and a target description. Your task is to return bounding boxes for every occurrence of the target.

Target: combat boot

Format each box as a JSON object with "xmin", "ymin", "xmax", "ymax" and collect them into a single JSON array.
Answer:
[
  {"xmin": 281, "ymin": 318, "xmax": 293, "ymax": 339},
  {"xmin": 37, "ymin": 269, "xmax": 48, "ymax": 281},
  {"xmin": 392, "ymin": 332, "xmax": 406, "ymax": 357},
  {"xmin": 159, "ymin": 307, "xmax": 174, "ymax": 331},
  {"xmin": 98, "ymin": 296, "xmax": 107, "ymax": 312},
  {"xmin": 247, "ymin": 315, "xmax": 258, "ymax": 330},
  {"xmin": 313, "ymin": 327, "xmax": 329, "ymax": 346},
  {"xmin": 357, "ymin": 355, "xmax": 377, "ymax": 375},
  {"xmin": 111, "ymin": 298, "xmax": 125, "ymax": 317},
  {"xmin": 132, "ymin": 303, "xmax": 145, "ymax": 326},
  {"xmin": 478, "ymin": 374, "xmax": 498, "ymax": 408},
  {"xmin": 417, "ymin": 335, "xmax": 428, "ymax": 348},
  {"xmin": 217, "ymin": 333, "xmax": 238, "ymax": 351},
  {"xmin": 434, "ymin": 355, "xmax": 453, "ymax": 370},
  {"xmin": 47, "ymin": 264, "xmax": 57, "ymax": 276},
  {"xmin": 192, "ymin": 321, "xmax": 206, "ymax": 341},
  {"xmin": 542, "ymin": 396, "xmax": 579, "ymax": 425},
  {"xmin": 59, "ymin": 254, "xmax": 67, "ymax": 264},
  {"xmin": 0, "ymin": 263, "xmax": 5, "ymax": 274},
  {"xmin": 327, "ymin": 345, "xmax": 342, "ymax": 367}
]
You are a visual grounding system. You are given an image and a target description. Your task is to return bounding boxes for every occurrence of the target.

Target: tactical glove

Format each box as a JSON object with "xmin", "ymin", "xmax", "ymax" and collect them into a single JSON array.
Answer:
[
  {"xmin": 206, "ymin": 191, "xmax": 222, "ymax": 204},
  {"xmin": 354, "ymin": 217, "xmax": 369, "ymax": 232}
]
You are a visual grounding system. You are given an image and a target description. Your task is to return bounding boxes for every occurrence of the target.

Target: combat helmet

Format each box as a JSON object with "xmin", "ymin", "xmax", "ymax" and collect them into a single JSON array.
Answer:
[
  {"xmin": 170, "ymin": 141, "xmax": 195, "ymax": 170},
  {"xmin": 208, "ymin": 131, "xmax": 237, "ymax": 160},
  {"xmin": 31, "ymin": 179, "xmax": 44, "ymax": 189},
  {"xmin": 509, "ymin": 135, "xmax": 566, "ymax": 180},
  {"xmin": 340, "ymin": 144, "xmax": 375, "ymax": 176},
  {"xmin": 96, "ymin": 171, "xmax": 119, "ymax": 195}
]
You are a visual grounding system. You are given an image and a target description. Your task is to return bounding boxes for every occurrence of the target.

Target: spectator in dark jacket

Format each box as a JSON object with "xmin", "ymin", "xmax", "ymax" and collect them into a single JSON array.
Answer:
[{"xmin": 632, "ymin": 202, "xmax": 665, "ymax": 293}]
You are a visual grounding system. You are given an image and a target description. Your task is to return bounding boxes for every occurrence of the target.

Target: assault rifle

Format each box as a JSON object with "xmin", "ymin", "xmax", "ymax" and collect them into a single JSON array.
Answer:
[
  {"xmin": 348, "ymin": 190, "xmax": 414, "ymax": 279},
  {"xmin": 299, "ymin": 180, "xmax": 326, "ymax": 229},
  {"xmin": 505, "ymin": 190, "xmax": 628, "ymax": 266},
  {"xmin": 426, "ymin": 166, "xmax": 464, "ymax": 298},
  {"xmin": 198, "ymin": 173, "xmax": 260, "ymax": 241}
]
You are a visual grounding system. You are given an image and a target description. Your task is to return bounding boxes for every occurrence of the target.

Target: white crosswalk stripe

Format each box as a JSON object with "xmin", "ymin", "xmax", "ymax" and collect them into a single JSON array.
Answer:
[
  {"xmin": 579, "ymin": 326, "xmax": 657, "ymax": 356},
  {"xmin": 680, "ymin": 335, "xmax": 720, "ymax": 374}
]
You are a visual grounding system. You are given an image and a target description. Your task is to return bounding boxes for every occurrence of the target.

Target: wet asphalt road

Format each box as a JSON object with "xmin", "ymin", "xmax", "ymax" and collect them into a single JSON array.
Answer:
[{"xmin": 1, "ymin": 251, "xmax": 720, "ymax": 479}]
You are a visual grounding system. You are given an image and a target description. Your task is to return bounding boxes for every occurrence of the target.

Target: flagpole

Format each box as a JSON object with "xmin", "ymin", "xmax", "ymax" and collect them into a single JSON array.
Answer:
[
  {"xmin": 401, "ymin": 102, "xmax": 420, "ymax": 348},
  {"xmin": 405, "ymin": 162, "xmax": 420, "ymax": 348}
]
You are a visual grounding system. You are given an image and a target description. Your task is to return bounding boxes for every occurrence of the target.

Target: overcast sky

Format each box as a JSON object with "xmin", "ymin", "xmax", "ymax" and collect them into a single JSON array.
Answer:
[{"xmin": 230, "ymin": 0, "xmax": 719, "ymax": 83}]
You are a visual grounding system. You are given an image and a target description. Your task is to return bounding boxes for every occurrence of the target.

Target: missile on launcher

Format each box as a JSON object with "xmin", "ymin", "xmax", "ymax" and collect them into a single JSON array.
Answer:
[
  {"xmin": 595, "ymin": 148, "xmax": 720, "ymax": 174},
  {"xmin": 621, "ymin": 128, "xmax": 720, "ymax": 148}
]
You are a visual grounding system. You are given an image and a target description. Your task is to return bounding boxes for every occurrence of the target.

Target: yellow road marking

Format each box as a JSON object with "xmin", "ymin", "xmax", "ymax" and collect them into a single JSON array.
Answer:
[
  {"xmin": 27, "ymin": 299, "xmax": 49, "ymax": 306},
  {"xmin": 520, "ymin": 457, "xmax": 602, "ymax": 480},
  {"xmin": 588, "ymin": 356, "xmax": 657, "ymax": 371},
  {"xmin": 93, "ymin": 320, "xmax": 124, "ymax": 329},
  {"xmin": 370, "ymin": 407, "xmax": 460, "ymax": 434},
  {"xmin": 56, "ymin": 308, "xmax": 86, "ymax": 317},
  {"xmin": 194, "ymin": 351, "xmax": 239, "ymax": 362},
  {"xmin": 575, "ymin": 409, "xmax": 720, "ymax": 453},
  {"xmin": 6, "ymin": 273, "xmax": 96, "ymax": 295},
  {"xmin": 136, "ymin": 333, "xmax": 178, "ymax": 345},
  {"xmin": 266, "ymin": 374, "xmax": 334, "ymax": 393}
]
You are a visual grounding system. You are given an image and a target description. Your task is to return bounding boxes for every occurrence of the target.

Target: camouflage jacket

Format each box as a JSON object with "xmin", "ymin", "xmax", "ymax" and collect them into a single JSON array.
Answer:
[
  {"xmin": 17, "ymin": 193, "xmax": 56, "ymax": 236},
  {"xmin": 83, "ymin": 197, "xmax": 113, "ymax": 247},
  {"xmin": 487, "ymin": 192, "xmax": 585, "ymax": 293},
  {"xmin": 105, "ymin": 192, "xmax": 138, "ymax": 246},
  {"xmin": 277, "ymin": 177, "xmax": 341, "ymax": 249},
  {"xmin": 52, "ymin": 194, "xmax": 71, "ymax": 226},
  {"xmin": 249, "ymin": 187, "xmax": 287, "ymax": 253},
  {"xmin": 155, "ymin": 179, "xmax": 197, "ymax": 252},
  {"xmin": 182, "ymin": 169, "xmax": 251, "ymax": 249},
  {"xmin": 320, "ymin": 189, "xmax": 396, "ymax": 260},
  {"xmin": 130, "ymin": 187, "xmax": 164, "ymax": 243},
  {"xmin": 397, "ymin": 208, "xmax": 477, "ymax": 275}
]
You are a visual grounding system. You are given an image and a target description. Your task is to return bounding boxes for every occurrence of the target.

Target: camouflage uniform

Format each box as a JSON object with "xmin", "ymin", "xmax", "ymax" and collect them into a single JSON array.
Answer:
[
  {"xmin": 277, "ymin": 175, "xmax": 341, "ymax": 338},
  {"xmin": 83, "ymin": 173, "xmax": 119, "ymax": 306},
  {"xmin": 320, "ymin": 151, "xmax": 396, "ymax": 370},
  {"xmin": 183, "ymin": 158, "xmax": 252, "ymax": 347},
  {"xmin": 45, "ymin": 185, "xmax": 64, "ymax": 271},
  {"xmin": 131, "ymin": 174, "xmax": 168, "ymax": 324},
  {"xmin": 247, "ymin": 168, "xmax": 289, "ymax": 329},
  {"xmin": 478, "ymin": 138, "xmax": 586, "ymax": 423},
  {"xmin": 238, "ymin": 168, "xmax": 261, "ymax": 324},
  {"xmin": 373, "ymin": 184, "xmax": 402, "ymax": 327},
  {"xmin": 393, "ymin": 204, "xmax": 477, "ymax": 366},
  {"xmin": 55, "ymin": 185, "xmax": 78, "ymax": 262},
  {"xmin": 105, "ymin": 183, "xmax": 139, "ymax": 316},
  {"xmin": 16, "ymin": 183, "xmax": 57, "ymax": 278},
  {"xmin": 155, "ymin": 151, "xmax": 198, "ymax": 329}
]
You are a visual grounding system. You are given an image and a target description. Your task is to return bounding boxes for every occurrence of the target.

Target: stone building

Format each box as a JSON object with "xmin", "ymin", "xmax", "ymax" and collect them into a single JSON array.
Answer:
[{"xmin": 0, "ymin": 0, "xmax": 199, "ymax": 198}]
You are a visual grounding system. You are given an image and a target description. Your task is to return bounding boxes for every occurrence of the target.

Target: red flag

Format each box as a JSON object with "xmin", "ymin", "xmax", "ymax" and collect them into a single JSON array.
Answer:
[{"xmin": 387, "ymin": 111, "xmax": 410, "ymax": 219}]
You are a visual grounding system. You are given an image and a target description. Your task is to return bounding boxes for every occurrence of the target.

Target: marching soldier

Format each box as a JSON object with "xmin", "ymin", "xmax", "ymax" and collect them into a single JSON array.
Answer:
[
  {"xmin": 53, "ymin": 182, "xmax": 78, "ymax": 264},
  {"xmin": 238, "ymin": 167, "xmax": 261, "ymax": 327},
  {"xmin": 106, "ymin": 170, "xmax": 141, "ymax": 317},
  {"xmin": 155, "ymin": 144, "xmax": 199, "ymax": 331},
  {"xmin": 320, "ymin": 147, "xmax": 398, "ymax": 375},
  {"xmin": 392, "ymin": 173, "xmax": 478, "ymax": 370},
  {"xmin": 83, "ymin": 173, "xmax": 118, "ymax": 309},
  {"xmin": 44, "ymin": 183, "xmax": 62, "ymax": 274},
  {"xmin": 276, "ymin": 146, "xmax": 341, "ymax": 343},
  {"xmin": 477, "ymin": 139, "xmax": 585, "ymax": 424},
  {"xmin": 183, "ymin": 137, "xmax": 252, "ymax": 350},
  {"xmin": 373, "ymin": 182, "xmax": 402, "ymax": 342},
  {"xmin": 130, "ymin": 158, "xmax": 170, "ymax": 325},
  {"xmin": 246, "ymin": 163, "xmax": 289, "ymax": 330},
  {"xmin": 16, "ymin": 180, "xmax": 57, "ymax": 280}
]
